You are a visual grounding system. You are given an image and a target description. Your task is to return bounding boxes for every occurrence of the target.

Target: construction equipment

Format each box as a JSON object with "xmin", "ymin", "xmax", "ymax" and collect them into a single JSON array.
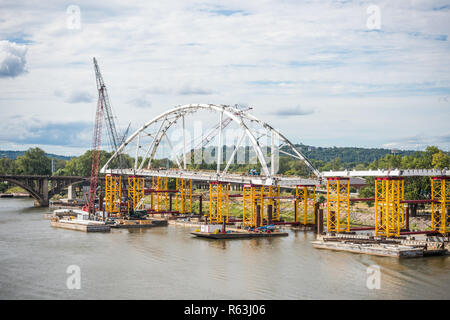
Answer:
[
  {"xmin": 84, "ymin": 58, "xmax": 128, "ymax": 218},
  {"xmin": 122, "ymin": 191, "xmax": 147, "ymax": 219},
  {"xmin": 93, "ymin": 58, "xmax": 121, "ymax": 157},
  {"xmin": 83, "ymin": 72, "xmax": 105, "ymax": 217}
]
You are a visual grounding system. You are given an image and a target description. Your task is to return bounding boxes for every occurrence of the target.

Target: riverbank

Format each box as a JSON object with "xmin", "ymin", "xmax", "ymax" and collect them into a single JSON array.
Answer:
[{"xmin": 0, "ymin": 193, "xmax": 31, "ymax": 198}]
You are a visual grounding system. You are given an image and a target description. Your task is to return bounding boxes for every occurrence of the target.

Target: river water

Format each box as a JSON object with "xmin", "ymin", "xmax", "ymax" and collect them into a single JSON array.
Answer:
[{"xmin": 0, "ymin": 198, "xmax": 449, "ymax": 299}]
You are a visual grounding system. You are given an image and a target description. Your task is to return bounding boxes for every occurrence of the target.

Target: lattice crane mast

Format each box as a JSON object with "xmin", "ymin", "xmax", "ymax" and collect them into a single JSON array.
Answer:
[
  {"xmin": 85, "ymin": 57, "xmax": 126, "ymax": 217},
  {"xmin": 93, "ymin": 58, "xmax": 122, "ymax": 154},
  {"xmin": 84, "ymin": 77, "xmax": 105, "ymax": 216}
]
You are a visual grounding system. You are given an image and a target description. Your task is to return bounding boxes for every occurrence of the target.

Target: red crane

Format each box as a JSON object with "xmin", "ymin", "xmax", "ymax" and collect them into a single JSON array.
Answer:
[{"xmin": 83, "ymin": 59, "xmax": 105, "ymax": 217}]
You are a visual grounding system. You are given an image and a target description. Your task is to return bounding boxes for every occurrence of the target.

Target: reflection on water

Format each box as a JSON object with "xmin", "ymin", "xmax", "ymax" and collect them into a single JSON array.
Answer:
[{"xmin": 0, "ymin": 198, "xmax": 449, "ymax": 299}]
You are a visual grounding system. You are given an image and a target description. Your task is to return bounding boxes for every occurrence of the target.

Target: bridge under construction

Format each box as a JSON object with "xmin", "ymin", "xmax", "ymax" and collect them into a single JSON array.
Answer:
[
  {"xmin": 95, "ymin": 102, "xmax": 449, "ymax": 239},
  {"xmin": 41, "ymin": 58, "xmax": 449, "ymax": 256}
]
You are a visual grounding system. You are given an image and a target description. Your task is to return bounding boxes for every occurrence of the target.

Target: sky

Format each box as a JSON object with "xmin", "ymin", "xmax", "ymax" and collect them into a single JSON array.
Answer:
[{"xmin": 0, "ymin": 0, "xmax": 449, "ymax": 156}]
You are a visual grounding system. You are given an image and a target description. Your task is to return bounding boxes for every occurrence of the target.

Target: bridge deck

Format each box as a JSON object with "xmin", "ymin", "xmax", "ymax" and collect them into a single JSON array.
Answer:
[
  {"xmin": 322, "ymin": 169, "xmax": 449, "ymax": 177},
  {"xmin": 101, "ymin": 168, "xmax": 322, "ymax": 187}
]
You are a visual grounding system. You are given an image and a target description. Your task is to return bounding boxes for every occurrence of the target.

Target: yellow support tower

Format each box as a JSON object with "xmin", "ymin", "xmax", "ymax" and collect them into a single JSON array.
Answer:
[
  {"xmin": 243, "ymin": 184, "xmax": 277, "ymax": 227},
  {"xmin": 209, "ymin": 182, "xmax": 229, "ymax": 224},
  {"xmin": 105, "ymin": 174, "xmax": 121, "ymax": 216},
  {"xmin": 128, "ymin": 176, "xmax": 145, "ymax": 211},
  {"xmin": 296, "ymin": 185, "xmax": 316, "ymax": 225},
  {"xmin": 243, "ymin": 184, "xmax": 259, "ymax": 227},
  {"xmin": 326, "ymin": 178, "xmax": 350, "ymax": 233},
  {"xmin": 176, "ymin": 178, "xmax": 192, "ymax": 214},
  {"xmin": 431, "ymin": 177, "xmax": 449, "ymax": 235},
  {"xmin": 375, "ymin": 177, "xmax": 404, "ymax": 237},
  {"xmin": 267, "ymin": 185, "xmax": 281, "ymax": 222},
  {"xmin": 400, "ymin": 178, "xmax": 405, "ymax": 229},
  {"xmin": 152, "ymin": 176, "xmax": 168, "ymax": 212},
  {"xmin": 243, "ymin": 184, "xmax": 255, "ymax": 226}
]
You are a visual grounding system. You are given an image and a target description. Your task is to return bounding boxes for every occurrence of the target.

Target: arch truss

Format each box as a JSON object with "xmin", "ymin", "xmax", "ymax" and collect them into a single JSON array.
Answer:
[{"xmin": 101, "ymin": 104, "xmax": 321, "ymax": 187}]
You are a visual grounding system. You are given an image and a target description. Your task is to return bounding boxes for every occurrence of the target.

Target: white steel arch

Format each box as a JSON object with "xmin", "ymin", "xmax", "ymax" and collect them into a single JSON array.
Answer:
[{"xmin": 101, "ymin": 104, "xmax": 321, "ymax": 186}]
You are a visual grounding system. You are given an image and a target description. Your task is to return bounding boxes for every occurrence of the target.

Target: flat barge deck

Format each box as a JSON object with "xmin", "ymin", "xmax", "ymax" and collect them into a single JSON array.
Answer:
[
  {"xmin": 312, "ymin": 234, "xmax": 449, "ymax": 258},
  {"xmin": 191, "ymin": 230, "xmax": 289, "ymax": 239},
  {"xmin": 50, "ymin": 220, "xmax": 111, "ymax": 232},
  {"xmin": 112, "ymin": 218, "xmax": 168, "ymax": 228}
]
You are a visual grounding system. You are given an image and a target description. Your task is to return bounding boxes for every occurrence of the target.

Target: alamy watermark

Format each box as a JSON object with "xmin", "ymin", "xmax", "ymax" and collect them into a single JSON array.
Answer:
[
  {"xmin": 366, "ymin": 5, "xmax": 381, "ymax": 30},
  {"xmin": 66, "ymin": 264, "xmax": 81, "ymax": 289},
  {"xmin": 366, "ymin": 265, "xmax": 381, "ymax": 290},
  {"xmin": 66, "ymin": 5, "xmax": 81, "ymax": 30},
  {"xmin": 159, "ymin": 122, "xmax": 280, "ymax": 173}
]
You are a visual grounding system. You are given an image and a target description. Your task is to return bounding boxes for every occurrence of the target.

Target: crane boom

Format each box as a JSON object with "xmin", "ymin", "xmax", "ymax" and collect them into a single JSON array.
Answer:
[
  {"xmin": 93, "ymin": 58, "xmax": 122, "ymax": 154},
  {"xmin": 85, "ymin": 57, "xmax": 123, "ymax": 217},
  {"xmin": 85, "ymin": 89, "xmax": 104, "ymax": 216}
]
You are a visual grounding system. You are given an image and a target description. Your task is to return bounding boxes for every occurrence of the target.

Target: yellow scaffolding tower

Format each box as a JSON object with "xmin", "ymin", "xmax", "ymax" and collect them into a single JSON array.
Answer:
[
  {"xmin": 264, "ymin": 185, "xmax": 281, "ymax": 222},
  {"xmin": 243, "ymin": 184, "xmax": 259, "ymax": 227},
  {"xmin": 209, "ymin": 182, "xmax": 229, "ymax": 224},
  {"xmin": 128, "ymin": 176, "xmax": 145, "ymax": 211},
  {"xmin": 105, "ymin": 174, "xmax": 121, "ymax": 215},
  {"xmin": 152, "ymin": 176, "xmax": 168, "ymax": 212},
  {"xmin": 375, "ymin": 177, "xmax": 404, "ymax": 237},
  {"xmin": 242, "ymin": 185, "xmax": 280, "ymax": 227},
  {"xmin": 176, "ymin": 178, "xmax": 192, "ymax": 214},
  {"xmin": 431, "ymin": 177, "xmax": 449, "ymax": 235},
  {"xmin": 296, "ymin": 185, "xmax": 316, "ymax": 225},
  {"xmin": 326, "ymin": 178, "xmax": 350, "ymax": 233}
]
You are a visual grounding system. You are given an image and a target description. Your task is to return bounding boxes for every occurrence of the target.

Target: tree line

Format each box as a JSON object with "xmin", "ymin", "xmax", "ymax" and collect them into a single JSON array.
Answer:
[{"xmin": 0, "ymin": 146, "xmax": 448, "ymax": 199}]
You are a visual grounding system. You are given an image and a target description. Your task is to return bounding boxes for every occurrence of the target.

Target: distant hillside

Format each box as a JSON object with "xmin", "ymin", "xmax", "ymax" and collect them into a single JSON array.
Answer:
[
  {"xmin": 0, "ymin": 145, "xmax": 421, "ymax": 164},
  {"xmin": 201, "ymin": 144, "xmax": 418, "ymax": 166},
  {"xmin": 293, "ymin": 144, "xmax": 417, "ymax": 164},
  {"xmin": 0, "ymin": 150, "xmax": 72, "ymax": 161}
]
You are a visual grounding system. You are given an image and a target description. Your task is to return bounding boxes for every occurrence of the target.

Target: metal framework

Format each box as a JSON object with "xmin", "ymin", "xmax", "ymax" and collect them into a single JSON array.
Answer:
[
  {"xmin": 323, "ymin": 169, "xmax": 449, "ymax": 177},
  {"xmin": 326, "ymin": 178, "xmax": 350, "ymax": 233},
  {"xmin": 105, "ymin": 174, "xmax": 121, "ymax": 215},
  {"xmin": 431, "ymin": 177, "xmax": 449, "ymax": 235},
  {"xmin": 242, "ymin": 184, "xmax": 257, "ymax": 227},
  {"xmin": 128, "ymin": 176, "xmax": 145, "ymax": 211},
  {"xmin": 375, "ymin": 177, "xmax": 404, "ymax": 237},
  {"xmin": 152, "ymin": 176, "xmax": 168, "ymax": 212},
  {"xmin": 86, "ymin": 80, "xmax": 104, "ymax": 215},
  {"xmin": 209, "ymin": 182, "xmax": 229, "ymax": 224},
  {"xmin": 176, "ymin": 178, "xmax": 192, "ymax": 214},
  {"xmin": 296, "ymin": 185, "xmax": 316, "ymax": 225},
  {"xmin": 266, "ymin": 185, "xmax": 281, "ymax": 222},
  {"xmin": 101, "ymin": 104, "xmax": 321, "ymax": 187},
  {"xmin": 242, "ymin": 184, "xmax": 280, "ymax": 227}
]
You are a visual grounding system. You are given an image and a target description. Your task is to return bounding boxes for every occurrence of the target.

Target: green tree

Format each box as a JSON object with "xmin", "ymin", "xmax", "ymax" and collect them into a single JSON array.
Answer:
[
  {"xmin": 56, "ymin": 150, "xmax": 134, "ymax": 176},
  {"xmin": 0, "ymin": 157, "xmax": 16, "ymax": 174},
  {"xmin": 432, "ymin": 151, "xmax": 450, "ymax": 169},
  {"xmin": 57, "ymin": 150, "xmax": 113, "ymax": 176},
  {"xmin": 15, "ymin": 148, "xmax": 51, "ymax": 175}
]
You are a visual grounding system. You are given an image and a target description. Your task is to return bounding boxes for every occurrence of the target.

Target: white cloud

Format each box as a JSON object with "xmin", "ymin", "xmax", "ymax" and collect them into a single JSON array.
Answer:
[
  {"xmin": 0, "ymin": 0, "xmax": 449, "ymax": 155},
  {"xmin": 0, "ymin": 40, "xmax": 27, "ymax": 78},
  {"xmin": 65, "ymin": 90, "xmax": 94, "ymax": 103},
  {"xmin": 271, "ymin": 105, "xmax": 314, "ymax": 116}
]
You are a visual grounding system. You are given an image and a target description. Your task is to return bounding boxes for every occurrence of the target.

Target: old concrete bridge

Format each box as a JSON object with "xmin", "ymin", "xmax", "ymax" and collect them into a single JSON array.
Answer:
[{"xmin": 0, "ymin": 175, "xmax": 99, "ymax": 206}]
